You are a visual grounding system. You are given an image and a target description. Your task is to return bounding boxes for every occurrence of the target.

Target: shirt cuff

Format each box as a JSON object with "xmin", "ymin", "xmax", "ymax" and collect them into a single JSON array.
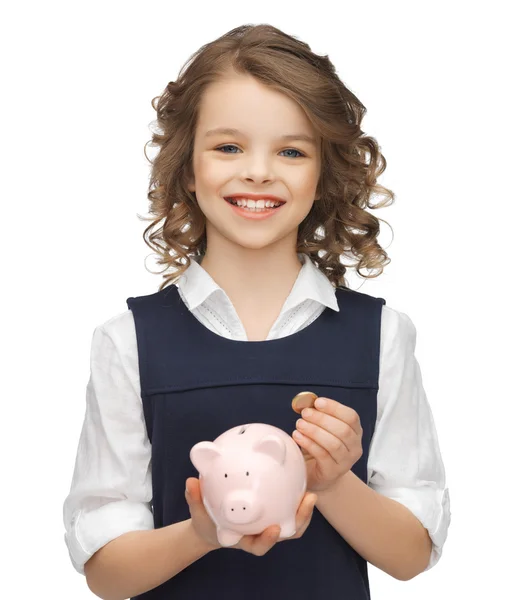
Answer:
[
  {"xmin": 371, "ymin": 484, "xmax": 451, "ymax": 571},
  {"xmin": 423, "ymin": 487, "xmax": 451, "ymax": 571},
  {"xmin": 64, "ymin": 500, "xmax": 154, "ymax": 575}
]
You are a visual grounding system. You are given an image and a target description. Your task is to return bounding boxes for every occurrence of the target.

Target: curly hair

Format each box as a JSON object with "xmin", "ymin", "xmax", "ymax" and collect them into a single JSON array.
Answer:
[{"xmin": 139, "ymin": 23, "xmax": 394, "ymax": 291}]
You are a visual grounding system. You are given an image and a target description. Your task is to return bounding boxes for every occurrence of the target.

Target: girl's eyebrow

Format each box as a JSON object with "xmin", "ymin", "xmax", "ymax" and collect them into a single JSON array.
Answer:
[{"xmin": 204, "ymin": 127, "xmax": 317, "ymax": 145}]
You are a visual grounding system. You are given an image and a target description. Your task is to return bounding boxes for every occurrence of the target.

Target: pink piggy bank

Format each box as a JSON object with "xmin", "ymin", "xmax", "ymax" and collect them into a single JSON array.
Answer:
[{"xmin": 189, "ymin": 423, "xmax": 307, "ymax": 547}]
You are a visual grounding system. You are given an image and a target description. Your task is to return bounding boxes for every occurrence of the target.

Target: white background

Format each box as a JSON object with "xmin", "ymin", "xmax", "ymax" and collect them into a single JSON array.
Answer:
[{"xmin": 1, "ymin": 1, "xmax": 508, "ymax": 598}]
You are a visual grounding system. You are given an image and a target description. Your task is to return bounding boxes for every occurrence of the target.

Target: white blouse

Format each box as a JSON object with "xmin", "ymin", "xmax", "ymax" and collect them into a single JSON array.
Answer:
[{"xmin": 63, "ymin": 253, "xmax": 451, "ymax": 576}]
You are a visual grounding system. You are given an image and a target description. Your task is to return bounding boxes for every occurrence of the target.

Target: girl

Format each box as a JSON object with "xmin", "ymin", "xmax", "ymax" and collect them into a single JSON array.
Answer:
[{"xmin": 63, "ymin": 23, "xmax": 451, "ymax": 600}]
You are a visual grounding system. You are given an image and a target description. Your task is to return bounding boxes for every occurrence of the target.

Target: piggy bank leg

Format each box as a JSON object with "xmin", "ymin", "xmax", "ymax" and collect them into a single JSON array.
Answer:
[
  {"xmin": 278, "ymin": 519, "xmax": 297, "ymax": 539},
  {"xmin": 217, "ymin": 527, "xmax": 243, "ymax": 547}
]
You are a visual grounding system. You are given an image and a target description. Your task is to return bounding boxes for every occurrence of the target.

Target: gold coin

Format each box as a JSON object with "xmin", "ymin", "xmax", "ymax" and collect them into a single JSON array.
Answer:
[{"xmin": 291, "ymin": 391, "xmax": 318, "ymax": 414}]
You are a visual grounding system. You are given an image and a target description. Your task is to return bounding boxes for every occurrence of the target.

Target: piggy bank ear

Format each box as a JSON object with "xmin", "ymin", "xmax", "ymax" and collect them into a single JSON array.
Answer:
[
  {"xmin": 190, "ymin": 441, "xmax": 222, "ymax": 474},
  {"xmin": 253, "ymin": 435, "xmax": 286, "ymax": 465}
]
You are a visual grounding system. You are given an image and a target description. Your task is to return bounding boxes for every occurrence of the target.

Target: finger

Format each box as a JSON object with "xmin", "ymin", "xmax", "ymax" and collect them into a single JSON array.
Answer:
[
  {"xmin": 185, "ymin": 477, "xmax": 203, "ymax": 506},
  {"xmin": 296, "ymin": 418, "xmax": 350, "ymax": 456},
  {"xmin": 293, "ymin": 429, "xmax": 344, "ymax": 473},
  {"xmin": 297, "ymin": 491, "xmax": 315, "ymax": 510},
  {"xmin": 184, "ymin": 477, "xmax": 194, "ymax": 500},
  {"xmin": 245, "ymin": 525, "xmax": 280, "ymax": 556},
  {"xmin": 283, "ymin": 495, "xmax": 313, "ymax": 541},
  {"xmin": 302, "ymin": 408, "xmax": 360, "ymax": 447},
  {"xmin": 294, "ymin": 493, "xmax": 317, "ymax": 534},
  {"xmin": 301, "ymin": 493, "xmax": 317, "ymax": 521},
  {"xmin": 261, "ymin": 526, "xmax": 281, "ymax": 552},
  {"xmin": 295, "ymin": 492, "xmax": 315, "ymax": 517},
  {"xmin": 313, "ymin": 398, "xmax": 362, "ymax": 437}
]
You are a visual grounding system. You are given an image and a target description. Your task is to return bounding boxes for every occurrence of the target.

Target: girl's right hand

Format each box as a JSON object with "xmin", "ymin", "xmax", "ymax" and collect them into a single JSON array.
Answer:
[{"xmin": 185, "ymin": 477, "xmax": 317, "ymax": 557}]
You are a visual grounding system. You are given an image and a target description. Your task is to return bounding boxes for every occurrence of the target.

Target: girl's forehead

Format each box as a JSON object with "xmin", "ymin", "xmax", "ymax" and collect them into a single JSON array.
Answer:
[
  {"xmin": 199, "ymin": 75, "xmax": 307, "ymax": 111},
  {"xmin": 195, "ymin": 84, "xmax": 317, "ymax": 143}
]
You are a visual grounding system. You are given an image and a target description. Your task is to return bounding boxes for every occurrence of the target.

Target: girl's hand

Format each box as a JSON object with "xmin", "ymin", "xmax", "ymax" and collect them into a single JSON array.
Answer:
[
  {"xmin": 185, "ymin": 477, "xmax": 317, "ymax": 557},
  {"xmin": 292, "ymin": 397, "xmax": 363, "ymax": 492}
]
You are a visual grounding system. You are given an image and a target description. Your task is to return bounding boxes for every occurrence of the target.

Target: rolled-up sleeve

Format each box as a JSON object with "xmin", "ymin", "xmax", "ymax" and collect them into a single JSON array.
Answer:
[
  {"xmin": 368, "ymin": 307, "xmax": 451, "ymax": 571},
  {"xmin": 63, "ymin": 316, "xmax": 154, "ymax": 575}
]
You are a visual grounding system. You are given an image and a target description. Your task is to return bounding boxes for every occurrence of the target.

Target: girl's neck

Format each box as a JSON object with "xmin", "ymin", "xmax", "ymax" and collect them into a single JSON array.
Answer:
[{"xmin": 199, "ymin": 248, "xmax": 303, "ymax": 318}]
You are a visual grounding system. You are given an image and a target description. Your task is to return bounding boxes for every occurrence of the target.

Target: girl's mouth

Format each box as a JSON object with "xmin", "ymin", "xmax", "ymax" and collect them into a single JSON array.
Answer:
[
  {"xmin": 224, "ymin": 197, "xmax": 285, "ymax": 220},
  {"xmin": 225, "ymin": 197, "xmax": 285, "ymax": 211}
]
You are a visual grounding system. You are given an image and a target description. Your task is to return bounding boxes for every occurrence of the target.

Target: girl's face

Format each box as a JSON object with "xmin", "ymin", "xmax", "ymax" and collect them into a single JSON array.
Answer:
[{"xmin": 188, "ymin": 73, "xmax": 321, "ymax": 254}]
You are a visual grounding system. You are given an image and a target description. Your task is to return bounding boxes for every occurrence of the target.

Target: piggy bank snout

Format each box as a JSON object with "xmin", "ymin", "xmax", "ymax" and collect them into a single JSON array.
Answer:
[{"xmin": 222, "ymin": 489, "xmax": 261, "ymax": 525}]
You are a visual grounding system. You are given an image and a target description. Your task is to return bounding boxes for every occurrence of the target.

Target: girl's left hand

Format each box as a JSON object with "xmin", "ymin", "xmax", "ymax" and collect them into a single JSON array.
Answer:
[{"xmin": 292, "ymin": 397, "xmax": 363, "ymax": 493}]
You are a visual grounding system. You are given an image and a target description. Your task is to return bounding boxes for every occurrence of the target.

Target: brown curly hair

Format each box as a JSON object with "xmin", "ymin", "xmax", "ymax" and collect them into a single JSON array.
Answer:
[{"xmin": 139, "ymin": 23, "xmax": 394, "ymax": 291}]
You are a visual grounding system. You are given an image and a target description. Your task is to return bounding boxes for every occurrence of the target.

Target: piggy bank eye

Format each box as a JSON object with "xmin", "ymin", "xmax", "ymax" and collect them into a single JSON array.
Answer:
[
  {"xmin": 246, "ymin": 472, "xmax": 249, "ymax": 476},
  {"xmin": 224, "ymin": 474, "xmax": 228, "ymax": 478}
]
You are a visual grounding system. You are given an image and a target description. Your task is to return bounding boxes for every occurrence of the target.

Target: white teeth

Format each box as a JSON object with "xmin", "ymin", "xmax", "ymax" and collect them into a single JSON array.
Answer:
[{"xmin": 227, "ymin": 197, "xmax": 283, "ymax": 208}]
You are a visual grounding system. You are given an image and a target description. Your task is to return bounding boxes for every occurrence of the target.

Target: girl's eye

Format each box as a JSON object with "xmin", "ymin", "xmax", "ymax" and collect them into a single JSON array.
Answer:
[
  {"xmin": 215, "ymin": 145, "xmax": 304, "ymax": 158},
  {"xmin": 281, "ymin": 148, "xmax": 305, "ymax": 158}
]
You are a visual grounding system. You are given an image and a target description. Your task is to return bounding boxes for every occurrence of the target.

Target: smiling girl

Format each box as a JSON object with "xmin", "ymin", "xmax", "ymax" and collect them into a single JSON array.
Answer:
[{"xmin": 63, "ymin": 23, "xmax": 451, "ymax": 600}]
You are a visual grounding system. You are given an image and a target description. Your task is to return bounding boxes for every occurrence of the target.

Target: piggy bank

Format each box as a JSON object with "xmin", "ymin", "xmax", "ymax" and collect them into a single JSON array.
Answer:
[{"xmin": 189, "ymin": 423, "xmax": 307, "ymax": 547}]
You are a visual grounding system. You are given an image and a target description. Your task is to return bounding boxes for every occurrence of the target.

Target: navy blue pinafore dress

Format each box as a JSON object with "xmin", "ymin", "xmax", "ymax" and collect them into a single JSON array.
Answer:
[{"xmin": 126, "ymin": 283, "xmax": 385, "ymax": 600}]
